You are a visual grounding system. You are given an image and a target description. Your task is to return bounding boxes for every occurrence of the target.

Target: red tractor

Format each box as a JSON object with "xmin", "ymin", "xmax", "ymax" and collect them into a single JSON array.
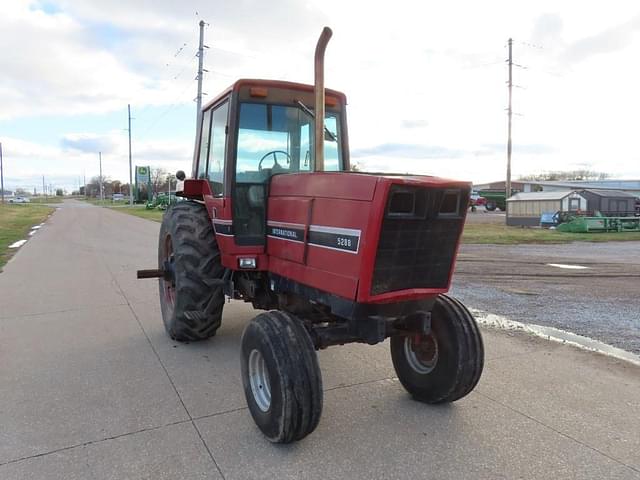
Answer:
[{"xmin": 139, "ymin": 28, "xmax": 483, "ymax": 443}]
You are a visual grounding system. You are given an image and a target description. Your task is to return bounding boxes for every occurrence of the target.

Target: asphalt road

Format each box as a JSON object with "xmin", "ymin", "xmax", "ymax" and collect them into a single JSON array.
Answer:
[{"xmin": 1, "ymin": 200, "xmax": 639, "ymax": 479}]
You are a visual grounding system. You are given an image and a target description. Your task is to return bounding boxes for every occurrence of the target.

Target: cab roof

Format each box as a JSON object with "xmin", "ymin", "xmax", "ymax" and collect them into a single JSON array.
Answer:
[{"xmin": 202, "ymin": 78, "xmax": 348, "ymax": 111}]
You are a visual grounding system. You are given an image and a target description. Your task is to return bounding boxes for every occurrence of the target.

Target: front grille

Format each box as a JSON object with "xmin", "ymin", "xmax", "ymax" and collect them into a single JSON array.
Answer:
[{"xmin": 370, "ymin": 186, "xmax": 467, "ymax": 296}]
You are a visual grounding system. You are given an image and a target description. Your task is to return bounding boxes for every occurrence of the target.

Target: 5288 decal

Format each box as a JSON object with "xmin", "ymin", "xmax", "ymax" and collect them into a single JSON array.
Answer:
[{"xmin": 337, "ymin": 237, "xmax": 352, "ymax": 248}]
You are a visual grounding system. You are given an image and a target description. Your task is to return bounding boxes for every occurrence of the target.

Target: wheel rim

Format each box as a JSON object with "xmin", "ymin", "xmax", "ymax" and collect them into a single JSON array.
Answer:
[
  {"xmin": 404, "ymin": 334, "xmax": 439, "ymax": 374},
  {"xmin": 162, "ymin": 234, "xmax": 175, "ymax": 316},
  {"xmin": 248, "ymin": 349, "xmax": 271, "ymax": 412}
]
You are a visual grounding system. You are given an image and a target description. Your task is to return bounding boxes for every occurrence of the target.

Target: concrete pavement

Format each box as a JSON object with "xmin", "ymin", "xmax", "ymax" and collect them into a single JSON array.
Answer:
[{"xmin": 1, "ymin": 200, "xmax": 639, "ymax": 479}]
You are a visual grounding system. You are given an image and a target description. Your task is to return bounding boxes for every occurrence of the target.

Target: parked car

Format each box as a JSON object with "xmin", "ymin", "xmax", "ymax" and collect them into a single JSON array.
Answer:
[
  {"xmin": 9, "ymin": 196, "xmax": 30, "ymax": 203},
  {"xmin": 112, "ymin": 193, "xmax": 125, "ymax": 201},
  {"xmin": 468, "ymin": 191, "xmax": 486, "ymax": 211},
  {"xmin": 470, "ymin": 191, "xmax": 486, "ymax": 206}
]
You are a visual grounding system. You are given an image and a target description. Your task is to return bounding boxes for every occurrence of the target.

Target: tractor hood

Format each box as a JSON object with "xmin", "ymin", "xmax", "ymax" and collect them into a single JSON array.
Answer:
[
  {"xmin": 269, "ymin": 171, "xmax": 470, "ymax": 202},
  {"xmin": 269, "ymin": 172, "xmax": 379, "ymax": 201}
]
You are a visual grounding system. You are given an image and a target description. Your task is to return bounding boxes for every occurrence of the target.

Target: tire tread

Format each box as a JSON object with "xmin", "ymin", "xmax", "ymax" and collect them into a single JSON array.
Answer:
[
  {"xmin": 391, "ymin": 294, "xmax": 484, "ymax": 404},
  {"xmin": 241, "ymin": 311, "xmax": 322, "ymax": 443},
  {"xmin": 158, "ymin": 201, "xmax": 224, "ymax": 341}
]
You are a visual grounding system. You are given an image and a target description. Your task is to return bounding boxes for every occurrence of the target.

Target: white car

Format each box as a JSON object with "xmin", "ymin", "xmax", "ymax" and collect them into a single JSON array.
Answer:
[{"xmin": 9, "ymin": 196, "xmax": 30, "ymax": 203}]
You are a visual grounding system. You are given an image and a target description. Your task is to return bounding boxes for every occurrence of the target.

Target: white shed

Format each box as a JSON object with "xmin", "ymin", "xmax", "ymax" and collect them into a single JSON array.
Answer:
[{"xmin": 506, "ymin": 191, "xmax": 587, "ymax": 226}]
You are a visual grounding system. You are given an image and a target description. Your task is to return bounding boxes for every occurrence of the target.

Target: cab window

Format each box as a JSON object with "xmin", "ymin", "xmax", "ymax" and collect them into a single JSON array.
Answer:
[
  {"xmin": 235, "ymin": 102, "xmax": 342, "ymax": 183},
  {"xmin": 197, "ymin": 109, "xmax": 212, "ymax": 179},
  {"xmin": 207, "ymin": 101, "xmax": 229, "ymax": 196}
]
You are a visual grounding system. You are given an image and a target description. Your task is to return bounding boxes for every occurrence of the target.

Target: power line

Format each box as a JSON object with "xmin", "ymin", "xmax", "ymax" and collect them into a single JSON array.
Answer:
[
  {"xmin": 518, "ymin": 41, "xmax": 545, "ymax": 50},
  {"xmin": 462, "ymin": 59, "xmax": 505, "ymax": 70},
  {"xmin": 173, "ymin": 42, "xmax": 188, "ymax": 57},
  {"xmin": 136, "ymin": 81, "xmax": 196, "ymax": 137}
]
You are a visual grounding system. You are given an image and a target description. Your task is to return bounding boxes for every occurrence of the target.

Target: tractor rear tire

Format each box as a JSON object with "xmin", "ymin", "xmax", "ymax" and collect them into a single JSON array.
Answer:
[
  {"xmin": 240, "ymin": 311, "xmax": 323, "ymax": 443},
  {"xmin": 390, "ymin": 294, "xmax": 483, "ymax": 403},
  {"xmin": 158, "ymin": 201, "xmax": 224, "ymax": 341}
]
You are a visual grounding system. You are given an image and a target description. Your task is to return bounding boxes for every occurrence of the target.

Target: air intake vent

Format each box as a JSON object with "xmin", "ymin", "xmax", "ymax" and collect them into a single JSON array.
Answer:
[{"xmin": 370, "ymin": 185, "xmax": 467, "ymax": 295}]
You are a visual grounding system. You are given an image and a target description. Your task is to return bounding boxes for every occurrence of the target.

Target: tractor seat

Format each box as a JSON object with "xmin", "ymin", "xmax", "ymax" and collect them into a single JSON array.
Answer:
[{"xmin": 247, "ymin": 184, "xmax": 265, "ymax": 208}]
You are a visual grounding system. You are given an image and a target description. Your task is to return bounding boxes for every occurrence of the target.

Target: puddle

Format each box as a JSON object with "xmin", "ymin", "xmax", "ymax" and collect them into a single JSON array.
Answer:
[
  {"xmin": 546, "ymin": 263, "xmax": 589, "ymax": 270},
  {"xmin": 8, "ymin": 240, "xmax": 27, "ymax": 248},
  {"xmin": 471, "ymin": 308, "xmax": 640, "ymax": 367}
]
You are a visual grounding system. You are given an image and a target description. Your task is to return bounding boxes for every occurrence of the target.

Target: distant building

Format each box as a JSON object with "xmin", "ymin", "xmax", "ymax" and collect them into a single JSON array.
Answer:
[
  {"xmin": 474, "ymin": 181, "xmax": 530, "ymax": 192},
  {"xmin": 475, "ymin": 179, "xmax": 640, "ymax": 197},
  {"xmin": 578, "ymin": 189, "xmax": 637, "ymax": 215},
  {"xmin": 506, "ymin": 191, "xmax": 588, "ymax": 226},
  {"xmin": 0, "ymin": 189, "xmax": 14, "ymax": 197}
]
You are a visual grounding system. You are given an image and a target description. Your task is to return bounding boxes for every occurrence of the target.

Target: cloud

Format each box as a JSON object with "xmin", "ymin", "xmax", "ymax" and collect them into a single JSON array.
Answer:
[
  {"xmin": 0, "ymin": 0, "xmax": 335, "ymax": 121},
  {"xmin": 400, "ymin": 119, "xmax": 429, "ymax": 129},
  {"xmin": 531, "ymin": 12, "xmax": 640, "ymax": 67},
  {"xmin": 3, "ymin": 0, "xmax": 640, "ymax": 188},
  {"xmin": 352, "ymin": 143, "xmax": 464, "ymax": 159},
  {"xmin": 531, "ymin": 13, "xmax": 564, "ymax": 47},
  {"xmin": 475, "ymin": 143, "xmax": 555, "ymax": 156},
  {"xmin": 562, "ymin": 14, "xmax": 640, "ymax": 65},
  {"xmin": 61, "ymin": 133, "xmax": 118, "ymax": 153},
  {"xmin": 0, "ymin": 3, "xmax": 196, "ymax": 120},
  {"xmin": 1, "ymin": 132, "xmax": 192, "ymax": 192}
]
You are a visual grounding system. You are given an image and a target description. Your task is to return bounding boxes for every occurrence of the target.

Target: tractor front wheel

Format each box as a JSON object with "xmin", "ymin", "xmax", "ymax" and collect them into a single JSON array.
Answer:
[
  {"xmin": 240, "ymin": 311, "xmax": 323, "ymax": 443},
  {"xmin": 158, "ymin": 201, "xmax": 224, "ymax": 341},
  {"xmin": 390, "ymin": 294, "xmax": 483, "ymax": 403}
]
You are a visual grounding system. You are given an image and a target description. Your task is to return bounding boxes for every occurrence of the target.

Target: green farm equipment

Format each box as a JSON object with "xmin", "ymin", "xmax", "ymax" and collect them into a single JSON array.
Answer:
[
  {"xmin": 478, "ymin": 190, "xmax": 520, "ymax": 211},
  {"xmin": 557, "ymin": 214, "xmax": 640, "ymax": 233},
  {"xmin": 146, "ymin": 193, "xmax": 178, "ymax": 210}
]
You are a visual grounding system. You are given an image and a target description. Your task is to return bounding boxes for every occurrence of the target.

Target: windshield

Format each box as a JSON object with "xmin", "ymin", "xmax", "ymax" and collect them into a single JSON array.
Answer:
[{"xmin": 235, "ymin": 102, "xmax": 342, "ymax": 183}]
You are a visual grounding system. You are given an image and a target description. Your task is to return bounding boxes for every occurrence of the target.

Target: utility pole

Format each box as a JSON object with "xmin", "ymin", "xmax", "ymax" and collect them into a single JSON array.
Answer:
[
  {"xmin": 195, "ymin": 20, "xmax": 208, "ymax": 148},
  {"xmin": 506, "ymin": 38, "xmax": 513, "ymax": 202},
  {"xmin": 0, "ymin": 142, "xmax": 4, "ymax": 204},
  {"xmin": 127, "ymin": 104, "xmax": 133, "ymax": 206},
  {"xmin": 42, "ymin": 175, "xmax": 46, "ymax": 200},
  {"xmin": 99, "ymin": 152, "xmax": 104, "ymax": 202}
]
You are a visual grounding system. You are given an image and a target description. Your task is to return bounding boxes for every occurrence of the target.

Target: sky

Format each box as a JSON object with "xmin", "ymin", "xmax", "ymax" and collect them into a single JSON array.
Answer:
[{"xmin": 1, "ymin": 0, "xmax": 640, "ymax": 193}]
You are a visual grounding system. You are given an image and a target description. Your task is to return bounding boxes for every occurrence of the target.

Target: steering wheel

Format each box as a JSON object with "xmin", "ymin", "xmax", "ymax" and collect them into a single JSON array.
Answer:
[{"xmin": 258, "ymin": 150, "xmax": 291, "ymax": 171}]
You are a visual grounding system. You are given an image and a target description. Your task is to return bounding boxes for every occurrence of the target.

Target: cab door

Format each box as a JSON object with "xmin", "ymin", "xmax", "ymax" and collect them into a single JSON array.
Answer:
[{"xmin": 198, "ymin": 100, "xmax": 230, "ymax": 228}]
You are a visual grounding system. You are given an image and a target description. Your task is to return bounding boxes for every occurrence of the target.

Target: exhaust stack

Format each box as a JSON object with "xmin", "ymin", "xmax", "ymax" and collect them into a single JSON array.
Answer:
[{"xmin": 314, "ymin": 27, "xmax": 332, "ymax": 172}]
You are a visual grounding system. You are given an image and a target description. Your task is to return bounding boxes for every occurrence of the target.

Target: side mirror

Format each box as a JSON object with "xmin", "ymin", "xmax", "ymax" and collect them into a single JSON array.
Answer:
[{"xmin": 175, "ymin": 170, "xmax": 186, "ymax": 181}]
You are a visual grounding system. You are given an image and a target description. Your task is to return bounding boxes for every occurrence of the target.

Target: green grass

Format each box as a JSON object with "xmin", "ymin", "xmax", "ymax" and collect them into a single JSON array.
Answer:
[
  {"xmin": 27, "ymin": 196, "xmax": 63, "ymax": 204},
  {"xmin": 462, "ymin": 223, "xmax": 640, "ymax": 244},
  {"xmin": 82, "ymin": 197, "xmax": 166, "ymax": 221},
  {"xmin": 0, "ymin": 204, "xmax": 54, "ymax": 270},
  {"xmin": 107, "ymin": 205, "xmax": 165, "ymax": 222}
]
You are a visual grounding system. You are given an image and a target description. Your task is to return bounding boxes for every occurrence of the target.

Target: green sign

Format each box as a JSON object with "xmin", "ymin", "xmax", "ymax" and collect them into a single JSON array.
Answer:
[{"xmin": 136, "ymin": 166, "xmax": 150, "ymax": 183}]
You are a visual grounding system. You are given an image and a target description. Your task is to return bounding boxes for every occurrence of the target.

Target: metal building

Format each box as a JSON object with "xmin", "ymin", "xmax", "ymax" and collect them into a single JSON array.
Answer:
[
  {"xmin": 506, "ymin": 191, "xmax": 587, "ymax": 226},
  {"xmin": 578, "ymin": 189, "xmax": 637, "ymax": 216}
]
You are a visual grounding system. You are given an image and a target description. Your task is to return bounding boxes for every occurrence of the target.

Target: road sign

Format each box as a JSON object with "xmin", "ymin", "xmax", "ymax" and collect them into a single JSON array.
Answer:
[{"xmin": 136, "ymin": 166, "xmax": 150, "ymax": 184}]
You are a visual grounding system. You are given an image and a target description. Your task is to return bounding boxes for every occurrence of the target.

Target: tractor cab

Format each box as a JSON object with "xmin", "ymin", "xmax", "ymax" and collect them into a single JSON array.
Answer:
[{"xmin": 182, "ymin": 79, "xmax": 350, "ymax": 249}]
